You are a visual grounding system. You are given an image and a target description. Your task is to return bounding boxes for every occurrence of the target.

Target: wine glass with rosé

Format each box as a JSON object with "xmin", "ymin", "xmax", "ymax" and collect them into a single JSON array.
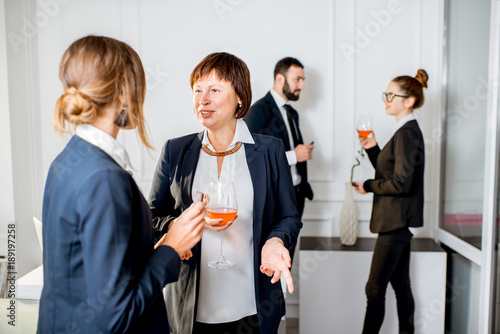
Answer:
[
  {"xmin": 356, "ymin": 115, "xmax": 373, "ymax": 139},
  {"xmin": 207, "ymin": 180, "xmax": 238, "ymax": 269},
  {"xmin": 356, "ymin": 115, "xmax": 373, "ymax": 155}
]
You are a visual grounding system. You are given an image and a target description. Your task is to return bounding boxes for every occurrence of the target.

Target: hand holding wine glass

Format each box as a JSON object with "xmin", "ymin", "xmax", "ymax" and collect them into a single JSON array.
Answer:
[
  {"xmin": 207, "ymin": 180, "xmax": 238, "ymax": 269},
  {"xmin": 359, "ymin": 133, "xmax": 376, "ymax": 150},
  {"xmin": 356, "ymin": 115, "xmax": 376, "ymax": 152},
  {"xmin": 204, "ymin": 187, "xmax": 237, "ymax": 231},
  {"xmin": 154, "ymin": 198, "xmax": 207, "ymax": 259}
]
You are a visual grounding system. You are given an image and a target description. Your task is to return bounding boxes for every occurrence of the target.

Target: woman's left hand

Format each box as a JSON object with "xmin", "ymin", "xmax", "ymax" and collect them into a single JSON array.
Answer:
[
  {"xmin": 352, "ymin": 182, "xmax": 367, "ymax": 194},
  {"xmin": 260, "ymin": 237, "xmax": 294, "ymax": 294},
  {"xmin": 203, "ymin": 216, "xmax": 236, "ymax": 231},
  {"xmin": 180, "ymin": 250, "xmax": 193, "ymax": 260}
]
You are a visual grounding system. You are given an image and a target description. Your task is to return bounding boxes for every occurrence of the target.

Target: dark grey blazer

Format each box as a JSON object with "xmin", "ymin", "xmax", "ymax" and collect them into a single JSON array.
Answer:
[{"xmin": 363, "ymin": 120, "xmax": 425, "ymax": 233}]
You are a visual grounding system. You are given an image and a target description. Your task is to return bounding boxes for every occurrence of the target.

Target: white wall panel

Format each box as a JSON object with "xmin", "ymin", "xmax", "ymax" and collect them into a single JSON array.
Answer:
[
  {"xmin": 37, "ymin": 0, "xmax": 68, "ymax": 182},
  {"xmin": 5, "ymin": 0, "xmax": 45, "ymax": 276},
  {"xmin": 0, "ymin": 0, "xmax": 15, "ymax": 256}
]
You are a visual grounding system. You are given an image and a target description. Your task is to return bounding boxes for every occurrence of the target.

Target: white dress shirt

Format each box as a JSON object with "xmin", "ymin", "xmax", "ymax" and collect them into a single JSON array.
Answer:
[
  {"xmin": 193, "ymin": 119, "xmax": 257, "ymax": 323},
  {"xmin": 392, "ymin": 113, "xmax": 417, "ymax": 135},
  {"xmin": 75, "ymin": 124, "xmax": 135, "ymax": 174},
  {"xmin": 269, "ymin": 89, "xmax": 301, "ymax": 186}
]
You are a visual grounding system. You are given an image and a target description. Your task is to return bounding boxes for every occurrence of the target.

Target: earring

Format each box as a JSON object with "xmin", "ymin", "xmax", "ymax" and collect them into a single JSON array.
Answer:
[
  {"xmin": 235, "ymin": 104, "xmax": 242, "ymax": 118},
  {"xmin": 114, "ymin": 106, "xmax": 130, "ymax": 127}
]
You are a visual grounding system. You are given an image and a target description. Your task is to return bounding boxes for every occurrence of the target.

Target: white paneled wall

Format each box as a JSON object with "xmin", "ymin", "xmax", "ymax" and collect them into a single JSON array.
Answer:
[
  {"xmin": 4, "ymin": 0, "xmax": 45, "ymax": 276},
  {"xmin": 4, "ymin": 0, "xmax": 444, "ymax": 315},
  {"xmin": 0, "ymin": 0, "xmax": 14, "ymax": 256}
]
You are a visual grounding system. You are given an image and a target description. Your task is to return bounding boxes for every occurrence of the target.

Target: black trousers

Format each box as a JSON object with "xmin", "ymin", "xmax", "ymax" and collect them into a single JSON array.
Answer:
[
  {"xmin": 288, "ymin": 185, "xmax": 306, "ymax": 262},
  {"xmin": 362, "ymin": 227, "xmax": 414, "ymax": 334},
  {"xmin": 193, "ymin": 314, "xmax": 261, "ymax": 334}
]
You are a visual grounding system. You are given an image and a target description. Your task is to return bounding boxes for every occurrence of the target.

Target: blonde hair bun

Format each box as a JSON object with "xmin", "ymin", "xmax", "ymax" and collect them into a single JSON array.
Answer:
[
  {"xmin": 415, "ymin": 69, "xmax": 429, "ymax": 88},
  {"xmin": 55, "ymin": 87, "xmax": 97, "ymax": 128}
]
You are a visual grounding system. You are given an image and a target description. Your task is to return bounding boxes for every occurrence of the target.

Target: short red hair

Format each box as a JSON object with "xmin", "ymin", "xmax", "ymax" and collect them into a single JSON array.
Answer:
[{"xmin": 190, "ymin": 52, "xmax": 252, "ymax": 119}]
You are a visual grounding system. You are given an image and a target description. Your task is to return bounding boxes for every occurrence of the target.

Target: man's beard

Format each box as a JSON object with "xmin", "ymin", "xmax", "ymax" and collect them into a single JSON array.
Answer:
[{"xmin": 283, "ymin": 77, "xmax": 300, "ymax": 101}]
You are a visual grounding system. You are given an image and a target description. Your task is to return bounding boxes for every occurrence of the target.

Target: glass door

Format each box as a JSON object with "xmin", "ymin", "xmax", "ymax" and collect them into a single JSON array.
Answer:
[
  {"xmin": 438, "ymin": 0, "xmax": 500, "ymax": 332},
  {"xmin": 440, "ymin": 0, "xmax": 490, "ymax": 249}
]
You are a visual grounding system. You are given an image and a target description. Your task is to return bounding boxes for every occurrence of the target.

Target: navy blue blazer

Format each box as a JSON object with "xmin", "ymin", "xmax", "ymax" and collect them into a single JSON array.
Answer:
[
  {"xmin": 149, "ymin": 132, "xmax": 302, "ymax": 334},
  {"xmin": 244, "ymin": 91, "xmax": 313, "ymax": 200},
  {"xmin": 38, "ymin": 136, "xmax": 181, "ymax": 334}
]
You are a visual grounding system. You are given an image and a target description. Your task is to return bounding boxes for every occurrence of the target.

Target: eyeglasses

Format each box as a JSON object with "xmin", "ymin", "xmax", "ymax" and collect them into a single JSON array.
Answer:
[{"xmin": 382, "ymin": 92, "xmax": 409, "ymax": 102}]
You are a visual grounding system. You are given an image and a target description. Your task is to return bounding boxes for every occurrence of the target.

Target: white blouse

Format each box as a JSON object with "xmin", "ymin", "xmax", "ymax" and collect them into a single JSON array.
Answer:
[
  {"xmin": 269, "ymin": 89, "xmax": 301, "ymax": 186},
  {"xmin": 193, "ymin": 119, "xmax": 257, "ymax": 323},
  {"xmin": 75, "ymin": 124, "xmax": 135, "ymax": 174},
  {"xmin": 392, "ymin": 113, "xmax": 417, "ymax": 135}
]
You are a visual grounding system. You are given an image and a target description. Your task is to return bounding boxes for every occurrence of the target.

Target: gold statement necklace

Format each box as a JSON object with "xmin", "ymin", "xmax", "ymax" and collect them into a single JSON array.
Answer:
[{"xmin": 201, "ymin": 141, "xmax": 243, "ymax": 157}]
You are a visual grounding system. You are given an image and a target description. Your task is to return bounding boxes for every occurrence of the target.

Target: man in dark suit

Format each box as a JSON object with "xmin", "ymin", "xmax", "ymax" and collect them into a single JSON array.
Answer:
[{"xmin": 245, "ymin": 57, "xmax": 314, "ymax": 260}]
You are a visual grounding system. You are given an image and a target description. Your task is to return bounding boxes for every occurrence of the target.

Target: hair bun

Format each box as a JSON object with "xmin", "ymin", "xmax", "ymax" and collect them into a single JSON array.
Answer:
[
  {"xmin": 415, "ymin": 69, "xmax": 428, "ymax": 88},
  {"xmin": 57, "ymin": 87, "xmax": 97, "ymax": 126}
]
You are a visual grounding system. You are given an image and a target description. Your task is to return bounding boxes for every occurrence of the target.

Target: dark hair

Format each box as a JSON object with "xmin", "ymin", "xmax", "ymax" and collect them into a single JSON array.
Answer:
[
  {"xmin": 273, "ymin": 57, "xmax": 304, "ymax": 79},
  {"xmin": 190, "ymin": 52, "xmax": 252, "ymax": 119},
  {"xmin": 392, "ymin": 69, "xmax": 429, "ymax": 109},
  {"xmin": 55, "ymin": 35, "xmax": 152, "ymax": 149}
]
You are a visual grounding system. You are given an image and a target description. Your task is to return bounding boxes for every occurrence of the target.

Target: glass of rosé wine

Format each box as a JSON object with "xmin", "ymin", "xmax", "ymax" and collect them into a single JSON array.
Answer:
[
  {"xmin": 356, "ymin": 114, "xmax": 373, "ymax": 156},
  {"xmin": 207, "ymin": 180, "xmax": 238, "ymax": 269},
  {"xmin": 356, "ymin": 114, "xmax": 373, "ymax": 139}
]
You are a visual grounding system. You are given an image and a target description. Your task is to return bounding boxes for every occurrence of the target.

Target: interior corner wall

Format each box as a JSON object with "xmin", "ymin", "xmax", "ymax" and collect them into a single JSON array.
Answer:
[{"xmin": 4, "ymin": 0, "xmax": 43, "ymax": 276}]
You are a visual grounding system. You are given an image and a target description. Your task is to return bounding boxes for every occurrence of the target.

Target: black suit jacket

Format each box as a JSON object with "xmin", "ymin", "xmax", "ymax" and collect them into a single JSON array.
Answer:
[
  {"xmin": 363, "ymin": 120, "xmax": 425, "ymax": 233},
  {"xmin": 244, "ymin": 91, "xmax": 313, "ymax": 200},
  {"xmin": 149, "ymin": 132, "xmax": 302, "ymax": 334}
]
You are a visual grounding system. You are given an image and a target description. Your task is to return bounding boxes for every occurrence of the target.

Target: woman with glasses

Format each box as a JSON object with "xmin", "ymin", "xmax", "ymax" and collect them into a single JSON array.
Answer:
[{"xmin": 352, "ymin": 69, "xmax": 428, "ymax": 334}]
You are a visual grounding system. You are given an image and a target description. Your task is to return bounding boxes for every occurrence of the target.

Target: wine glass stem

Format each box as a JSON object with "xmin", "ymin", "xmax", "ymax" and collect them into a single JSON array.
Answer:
[{"xmin": 220, "ymin": 230, "xmax": 225, "ymax": 259}]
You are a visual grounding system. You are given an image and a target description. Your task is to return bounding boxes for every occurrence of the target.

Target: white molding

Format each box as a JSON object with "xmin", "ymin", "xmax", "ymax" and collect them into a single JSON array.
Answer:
[
  {"xmin": 437, "ymin": 228, "xmax": 482, "ymax": 265},
  {"xmin": 0, "ymin": 0, "xmax": 15, "ymax": 227},
  {"xmin": 326, "ymin": 0, "xmax": 335, "ymax": 183}
]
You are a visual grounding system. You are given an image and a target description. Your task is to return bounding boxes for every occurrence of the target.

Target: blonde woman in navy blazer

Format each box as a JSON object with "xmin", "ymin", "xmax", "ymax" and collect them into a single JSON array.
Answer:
[
  {"xmin": 38, "ymin": 36, "xmax": 206, "ymax": 334},
  {"xmin": 353, "ymin": 69, "xmax": 428, "ymax": 334},
  {"xmin": 149, "ymin": 53, "xmax": 302, "ymax": 334}
]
